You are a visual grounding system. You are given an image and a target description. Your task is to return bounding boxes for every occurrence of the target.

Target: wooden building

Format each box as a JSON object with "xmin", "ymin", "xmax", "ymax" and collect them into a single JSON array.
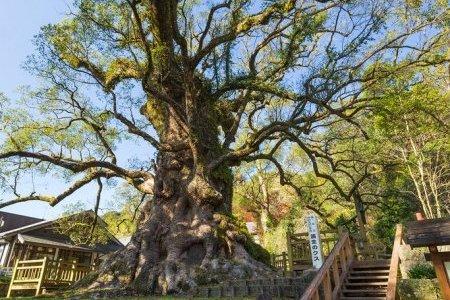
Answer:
[{"xmin": 0, "ymin": 211, "xmax": 123, "ymax": 268}]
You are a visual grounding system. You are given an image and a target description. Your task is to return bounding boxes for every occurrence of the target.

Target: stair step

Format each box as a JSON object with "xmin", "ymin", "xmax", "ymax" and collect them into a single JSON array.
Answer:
[
  {"xmin": 345, "ymin": 282, "xmax": 388, "ymax": 286},
  {"xmin": 342, "ymin": 288, "xmax": 387, "ymax": 296},
  {"xmin": 351, "ymin": 265, "xmax": 390, "ymax": 271},
  {"xmin": 348, "ymin": 275, "xmax": 389, "ymax": 280},
  {"xmin": 350, "ymin": 270, "xmax": 389, "ymax": 275},
  {"xmin": 351, "ymin": 261, "xmax": 390, "ymax": 270},
  {"xmin": 351, "ymin": 269, "xmax": 389, "ymax": 272},
  {"xmin": 351, "ymin": 268, "xmax": 390, "ymax": 273},
  {"xmin": 339, "ymin": 296, "xmax": 386, "ymax": 300},
  {"xmin": 344, "ymin": 286, "xmax": 387, "ymax": 291}
]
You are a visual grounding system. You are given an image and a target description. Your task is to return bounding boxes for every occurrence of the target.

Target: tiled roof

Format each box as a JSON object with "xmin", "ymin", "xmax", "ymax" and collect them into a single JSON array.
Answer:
[{"xmin": 0, "ymin": 211, "xmax": 43, "ymax": 233}]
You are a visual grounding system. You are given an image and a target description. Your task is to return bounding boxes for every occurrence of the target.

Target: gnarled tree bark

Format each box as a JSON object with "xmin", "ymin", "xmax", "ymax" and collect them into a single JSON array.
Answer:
[{"xmin": 90, "ymin": 93, "xmax": 271, "ymax": 294}]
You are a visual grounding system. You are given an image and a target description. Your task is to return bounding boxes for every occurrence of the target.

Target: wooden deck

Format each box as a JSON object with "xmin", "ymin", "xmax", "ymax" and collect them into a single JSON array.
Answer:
[{"xmin": 7, "ymin": 257, "xmax": 96, "ymax": 297}]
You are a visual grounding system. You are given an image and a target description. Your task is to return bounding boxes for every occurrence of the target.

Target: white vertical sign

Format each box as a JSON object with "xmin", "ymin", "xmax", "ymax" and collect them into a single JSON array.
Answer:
[{"xmin": 306, "ymin": 213, "xmax": 324, "ymax": 269}]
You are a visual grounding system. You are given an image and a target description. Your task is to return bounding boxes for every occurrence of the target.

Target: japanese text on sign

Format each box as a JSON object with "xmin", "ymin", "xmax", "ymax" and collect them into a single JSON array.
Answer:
[{"xmin": 306, "ymin": 213, "xmax": 323, "ymax": 269}]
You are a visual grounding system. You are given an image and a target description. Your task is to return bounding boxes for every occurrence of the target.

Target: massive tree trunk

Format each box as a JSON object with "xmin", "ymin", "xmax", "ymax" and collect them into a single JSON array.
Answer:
[{"xmin": 89, "ymin": 102, "xmax": 272, "ymax": 295}]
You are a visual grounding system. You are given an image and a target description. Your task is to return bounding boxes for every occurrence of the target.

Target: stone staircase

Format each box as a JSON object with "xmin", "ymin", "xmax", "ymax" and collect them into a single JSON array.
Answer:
[
  {"xmin": 340, "ymin": 259, "xmax": 390, "ymax": 300},
  {"xmin": 196, "ymin": 272, "xmax": 315, "ymax": 298}
]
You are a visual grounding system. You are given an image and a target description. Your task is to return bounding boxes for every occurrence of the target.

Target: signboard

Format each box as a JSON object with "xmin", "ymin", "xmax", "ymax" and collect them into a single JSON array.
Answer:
[{"xmin": 306, "ymin": 213, "xmax": 324, "ymax": 269}]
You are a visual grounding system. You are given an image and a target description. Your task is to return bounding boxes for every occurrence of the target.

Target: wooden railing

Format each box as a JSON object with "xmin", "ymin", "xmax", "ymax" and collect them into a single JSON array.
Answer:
[
  {"xmin": 271, "ymin": 251, "xmax": 288, "ymax": 273},
  {"xmin": 288, "ymin": 231, "xmax": 338, "ymax": 260},
  {"xmin": 285, "ymin": 230, "xmax": 337, "ymax": 273},
  {"xmin": 386, "ymin": 224, "xmax": 403, "ymax": 300},
  {"xmin": 300, "ymin": 231, "xmax": 354, "ymax": 300},
  {"xmin": 7, "ymin": 257, "xmax": 96, "ymax": 298}
]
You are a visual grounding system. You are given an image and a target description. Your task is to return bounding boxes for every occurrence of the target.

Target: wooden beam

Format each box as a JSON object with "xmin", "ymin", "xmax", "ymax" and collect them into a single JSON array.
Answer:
[{"xmin": 406, "ymin": 214, "xmax": 450, "ymax": 247}]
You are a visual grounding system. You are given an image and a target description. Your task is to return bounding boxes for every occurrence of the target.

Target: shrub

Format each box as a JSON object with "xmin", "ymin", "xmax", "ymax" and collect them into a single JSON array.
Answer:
[
  {"xmin": 398, "ymin": 279, "xmax": 442, "ymax": 300},
  {"xmin": 408, "ymin": 263, "xmax": 436, "ymax": 279}
]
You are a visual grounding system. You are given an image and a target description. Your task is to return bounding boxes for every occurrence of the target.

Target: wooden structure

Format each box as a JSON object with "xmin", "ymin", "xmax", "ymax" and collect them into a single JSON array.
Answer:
[
  {"xmin": 405, "ymin": 213, "xmax": 450, "ymax": 300},
  {"xmin": 7, "ymin": 257, "xmax": 96, "ymax": 298},
  {"xmin": 0, "ymin": 211, "xmax": 123, "ymax": 268},
  {"xmin": 300, "ymin": 224, "xmax": 407, "ymax": 299},
  {"xmin": 300, "ymin": 231, "xmax": 354, "ymax": 300},
  {"xmin": 271, "ymin": 251, "xmax": 288, "ymax": 273},
  {"xmin": 286, "ymin": 230, "xmax": 338, "ymax": 274}
]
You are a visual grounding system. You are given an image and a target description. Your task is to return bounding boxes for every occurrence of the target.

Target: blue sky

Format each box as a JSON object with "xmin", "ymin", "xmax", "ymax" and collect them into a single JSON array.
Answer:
[
  {"xmin": 0, "ymin": 1, "xmax": 69, "ymax": 96},
  {"xmin": 0, "ymin": 0, "xmax": 132, "ymax": 220}
]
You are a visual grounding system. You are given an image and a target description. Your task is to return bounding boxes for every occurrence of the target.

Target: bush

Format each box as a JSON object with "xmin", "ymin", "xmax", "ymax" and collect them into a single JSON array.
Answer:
[
  {"xmin": 398, "ymin": 279, "xmax": 442, "ymax": 300},
  {"xmin": 408, "ymin": 263, "xmax": 436, "ymax": 279}
]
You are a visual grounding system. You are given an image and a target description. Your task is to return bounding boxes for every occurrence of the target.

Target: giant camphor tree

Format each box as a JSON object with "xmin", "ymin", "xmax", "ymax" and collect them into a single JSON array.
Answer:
[{"xmin": 0, "ymin": 0, "xmax": 447, "ymax": 295}]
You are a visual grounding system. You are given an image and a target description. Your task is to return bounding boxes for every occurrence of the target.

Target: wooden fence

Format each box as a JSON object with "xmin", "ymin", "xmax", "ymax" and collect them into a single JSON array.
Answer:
[
  {"xmin": 270, "ymin": 252, "xmax": 288, "ymax": 273},
  {"xmin": 7, "ymin": 257, "xmax": 96, "ymax": 298},
  {"xmin": 285, "ymin": 230, "xmax": 338, "ymax": 273}
]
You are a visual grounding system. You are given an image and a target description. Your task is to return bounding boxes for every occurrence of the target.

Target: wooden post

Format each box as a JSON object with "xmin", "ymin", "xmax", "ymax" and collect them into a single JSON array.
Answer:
[
  {"xmin": 70, "ymin": 260, "xmax": 76, "ymax": 282},
  {"xmin": 323, "ymin": 271, "xmax": 332, "ymax": 300},
  {"xmin": 313, "ymin": 289, "xmax": 319, "ymax": 300},
  {"xmin": 282, "ymin": 251, "xmax": 287, "ymax": 273},
  {"xmin": 386, "ymin": 224, "xmax": 402, "ymax": 300},
  {"xmin": 6, "ymin": 259, "xmax": 19, "ymax": 298},
  {"xmin": 332, "ymin": 259, "xmax": 340, "ymax": 288},
  {"xmin": 415, "ymin": 212, "xmax": 450, "ymax": 300},
  {"xmin": 286, "ymin": 232, "xmax": 294, "ymax": 272},
  {"xmin": 6, "ymin": 239, "xmax": 17, "ymax": 268},
  {"xmin": 35, "ymin": 257, "xmax": 47, "ymax": 296},
  {"xmin": 429, "ymin": 246, "xmax": 450, "ymax": 300}
]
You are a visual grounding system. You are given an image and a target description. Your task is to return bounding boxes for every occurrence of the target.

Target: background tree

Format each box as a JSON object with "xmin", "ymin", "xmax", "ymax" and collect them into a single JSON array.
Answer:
[
  {"xmin": 102, "ymin": 184, "xmax": 148, "ymax": 238},
  {"xmin": 234, "ymin": 162, "xmax": 293, "ymax": 245},
  {"xmin": 0, "ymin": 0, "xmax": 447, "ymax": 294},
  {"xmin": 369, "ymin": 64, "xmax": 449, "ymax": 218}
]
